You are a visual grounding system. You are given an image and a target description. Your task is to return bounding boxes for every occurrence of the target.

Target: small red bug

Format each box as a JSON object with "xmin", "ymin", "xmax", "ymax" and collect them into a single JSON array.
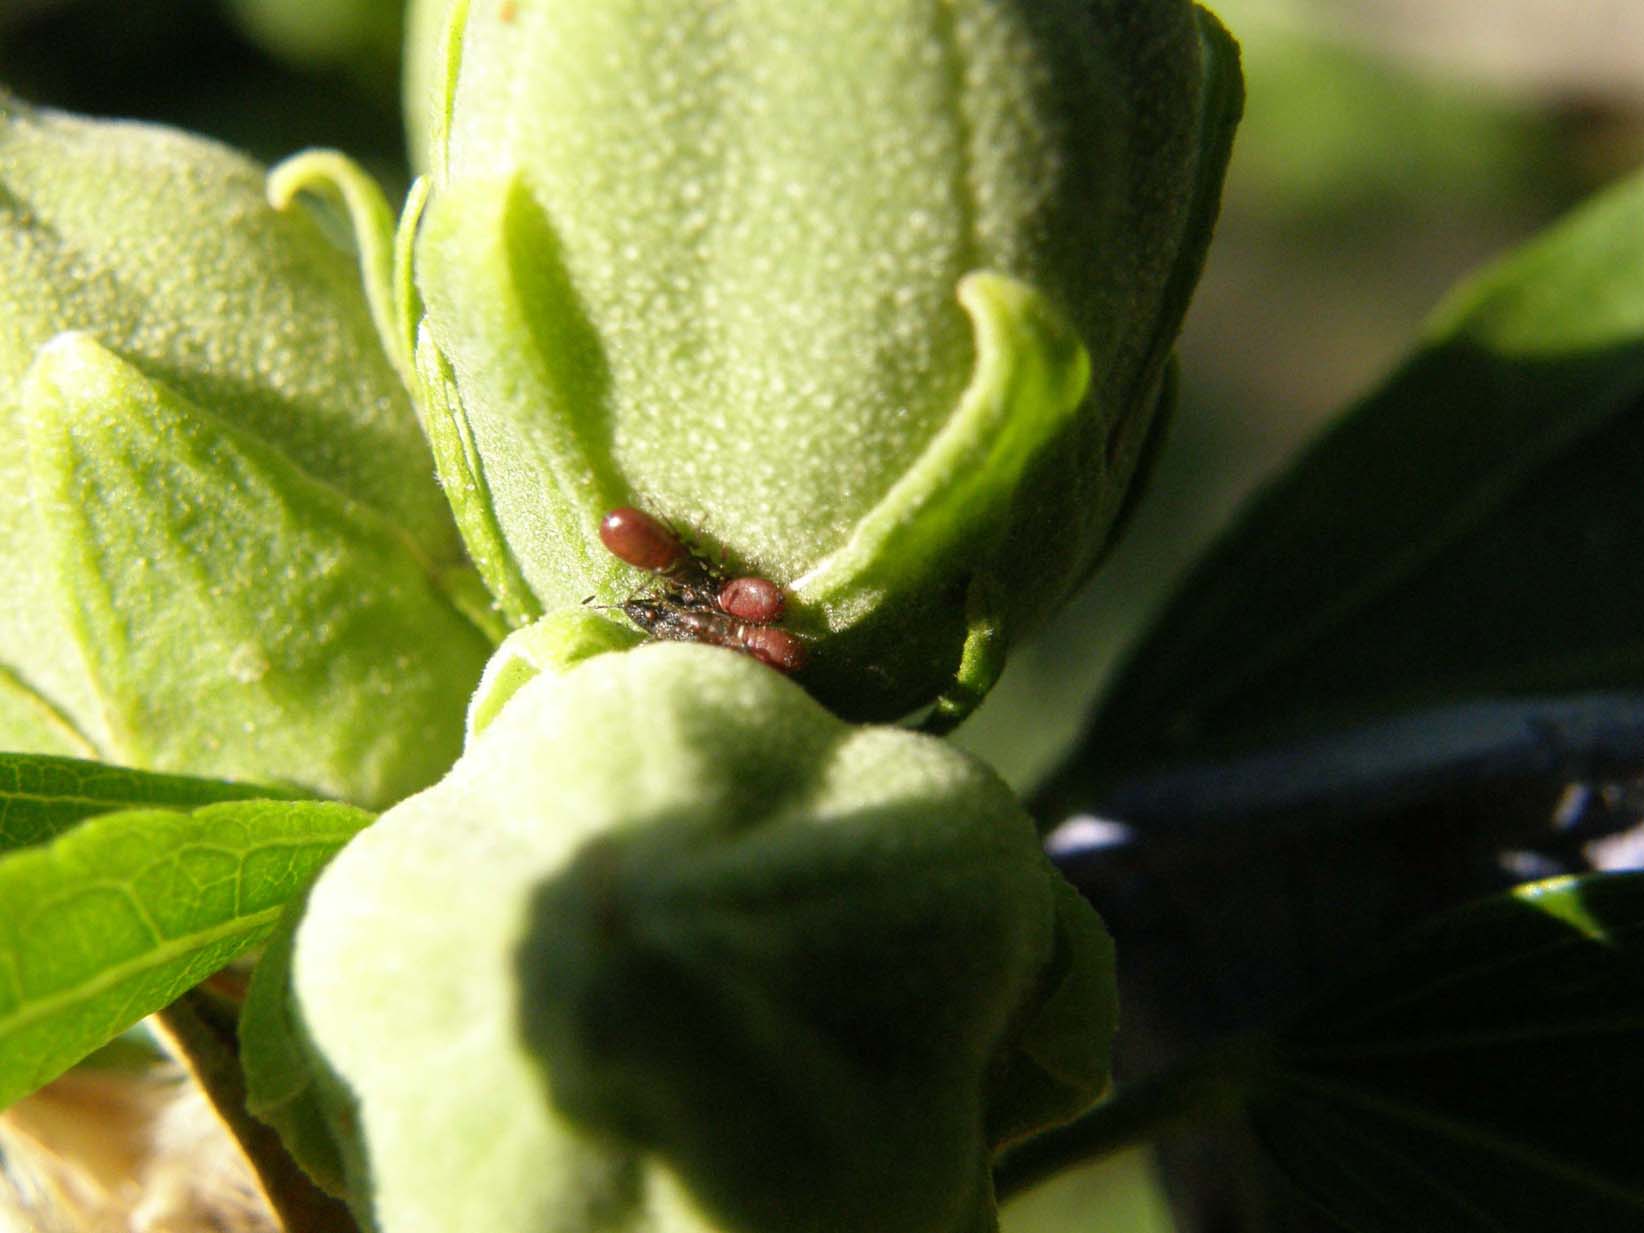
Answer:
[
  {"xmin": 600, "ymin": 506, "xmax": 788, "ymax": 620},
  {"xmin": 736, "ymin": 622, "xmax": 808, "ymax": 672},
  {"xmin": 599, "ymin": 506, "xmax": 687, "ymax": 573},
  {"xmin": 599, "ymin": 507, "xmax": 803, "ymax": 668},
  {"xmin": 599, "ymin": 505, "xmax": 724, "ymax": 605},
  {"xmin": 622, "ymin": 598, "xmax": 809, "ymax": 673},
  {"xmin": 717, "ymin": 575, "xmax": 785, "ymax": 624}
]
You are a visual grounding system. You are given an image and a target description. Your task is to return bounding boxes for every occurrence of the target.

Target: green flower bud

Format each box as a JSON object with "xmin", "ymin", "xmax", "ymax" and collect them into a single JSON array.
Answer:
[
  {"xmin": 0, "ymin": 94, "xmax": 491, "ymax": 805},
  {"xmin": 289, "ymin": 643, "xmax": 1115, "ymax": 1233},
  {"xmin": 405, "ymin": 0, "xmax": 1240, "ymax": 720}
]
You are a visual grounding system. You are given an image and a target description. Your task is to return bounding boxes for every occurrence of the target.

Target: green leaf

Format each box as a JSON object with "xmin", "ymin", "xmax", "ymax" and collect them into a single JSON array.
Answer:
[
  {"xmin": 0, "ymin": 797, "xmax": 370, "ymax": 1110},
  {"xmin": 223, "ymin": 0, "xmax": 404, "ymax": 76},
  {"xmin": 1067, "ymin": 690, "xmax": 1644, "ymax": 829},
  {"xmin": 1074, "ymin": 167, "xmax": 1644, "ymax": 788},
  {"xmin": 0, "ymin": 751, "xmax": 304, "ymax": 854},
  {"xmin": 1249, "ymin": 872, "xmax": 1644, "ymax": 1232}
]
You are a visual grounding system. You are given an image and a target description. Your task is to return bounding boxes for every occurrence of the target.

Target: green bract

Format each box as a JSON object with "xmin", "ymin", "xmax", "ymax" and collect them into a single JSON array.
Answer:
[
  {"xmin": 284, "ymin": 642, "xmax": 1115, "ymax": 1233},
  {"xmin": 404, "ymin": 0, "xmax": 1241, "ymax": 719},
  {"xmin": 0, "ymin": 94, "xmax": 490, "ymax": 807}
]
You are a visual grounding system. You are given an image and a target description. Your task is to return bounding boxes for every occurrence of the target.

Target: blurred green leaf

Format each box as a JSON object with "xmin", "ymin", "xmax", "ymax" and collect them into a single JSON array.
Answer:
[
  {"xmin": 223, "ymin": 0, "xmax": 402, "ymax": 74},
  {"xmin": 0, "ymin": 797, "xmax": 369, "ymax": 1109},
  {"xmin": 1249, "ymin": 872, "xmax": 1644, "ymax": 1231},
  {"xmin": 998, "ymin": 1149, "xmax": 1174, "ymax": 1233},
  {"xmin": 0, "ymin": 1, "xmax": 405, "ymax": 170},
  {"xmin": 1073, "ymin": 166, "xmax": 1644, "ymax": 790},
  {"xmin": 0, "ymin": 751, "xmax": 302, "ymax": 854},
  {"xmin": 1226, "ymin": 18, "xmax": 1553, "ymax": 219}
]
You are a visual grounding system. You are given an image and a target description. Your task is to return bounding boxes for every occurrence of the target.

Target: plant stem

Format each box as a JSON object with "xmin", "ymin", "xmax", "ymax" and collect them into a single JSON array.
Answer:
[
  {"xmin": 152, "ymin": 988, "xmax": 359, "ymax": 1233},
  {"xmin": 993, "ymin": 1033, "xmax": 1267, "ymax": 1202}
]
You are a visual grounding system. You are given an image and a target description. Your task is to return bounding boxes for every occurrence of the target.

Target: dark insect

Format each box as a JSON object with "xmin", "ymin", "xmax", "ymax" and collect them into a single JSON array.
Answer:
[{"xmin": 622, "ymin": 598, "xmax": 809, "ymax": 673}]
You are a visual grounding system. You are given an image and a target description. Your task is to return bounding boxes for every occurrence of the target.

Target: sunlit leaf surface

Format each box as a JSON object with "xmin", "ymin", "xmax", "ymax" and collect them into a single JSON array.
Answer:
[{"xmin": 0, "ymin": 798, "xmax": 369, "ymax": 1108}]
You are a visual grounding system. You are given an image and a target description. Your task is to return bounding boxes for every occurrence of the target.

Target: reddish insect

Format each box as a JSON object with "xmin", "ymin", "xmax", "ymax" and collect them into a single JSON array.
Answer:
[
  {"xmin": 599, "ymin": 506, "xmax": 689, "ymax": 574},
  {"xmin": 717, "ymin": 575, "xmax": 785, "ymax": 624},
  {"xmin": 622, "ymin": 598, "xmax": 809, "ymax": 673},
  {"xmin": 599, "ymin": 506, "xmax": 788, "ymax": 620},
  {"xmin": 598, "ymin": 506, "xmax": 805, "ymax": 669},
  {"xmin": 599, "ymin": 505, "xmax": 724, "ymax": 604}
]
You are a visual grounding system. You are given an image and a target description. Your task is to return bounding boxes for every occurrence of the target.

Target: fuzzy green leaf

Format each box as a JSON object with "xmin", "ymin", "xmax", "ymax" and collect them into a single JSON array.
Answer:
[
  {"xmin": 0, "ymin": 93, "xmax": 459, "ymax": 559},
  {"xmin": 0, "ymin": 95, "xmax": 489, "ymax": 803},
  {"xmin": 465, "ymin": 610, "xmax": 641, "ymax": 740},
  {"xmin": 268, "ymin": 149, "xmax": 405, "ymax": 383},
  {"xmin": 0, "ymin": 798, "xmax": 370, "ymax": 1110},
  {"xmin": 0, "ymin": 669, "xmax": 95, "ymax": 761}
]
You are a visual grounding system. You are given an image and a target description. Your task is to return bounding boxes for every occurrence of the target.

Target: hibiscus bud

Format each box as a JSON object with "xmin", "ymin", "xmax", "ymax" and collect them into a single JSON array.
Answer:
[
  {"xmin": 290, "ymin": 644, "xmax": 1116, "ymax": 1232},
  {"xmin": 403, "ymin": 0, "xmax": 1241, "ymax": 721}
]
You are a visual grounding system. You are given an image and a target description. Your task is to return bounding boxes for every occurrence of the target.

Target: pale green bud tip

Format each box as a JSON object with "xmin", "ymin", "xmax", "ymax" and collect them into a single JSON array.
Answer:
[
  {"xmin": 465, "ymin": 610, "xmax": 642, "ymax": 740},
  {"xmin": 405, "ymin": 0, "xmax": 1243, "ymax": 719},
  {"xmin": 293, "ymin": 645, "xmax": 1116, "ymax": 1232}
]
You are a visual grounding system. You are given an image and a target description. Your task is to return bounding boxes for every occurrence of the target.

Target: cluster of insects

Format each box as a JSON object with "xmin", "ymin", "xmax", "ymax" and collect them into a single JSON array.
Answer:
[{"xmin": 597, "ymin": 506, "xmax": 809, "ymax": 673}]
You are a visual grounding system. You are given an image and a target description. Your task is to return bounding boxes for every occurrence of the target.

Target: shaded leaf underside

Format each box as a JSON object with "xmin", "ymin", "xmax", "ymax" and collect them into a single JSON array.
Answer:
[{"xmin": 1251, "ymin": 872, "xmax": 1644, "ymax": 1232}]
